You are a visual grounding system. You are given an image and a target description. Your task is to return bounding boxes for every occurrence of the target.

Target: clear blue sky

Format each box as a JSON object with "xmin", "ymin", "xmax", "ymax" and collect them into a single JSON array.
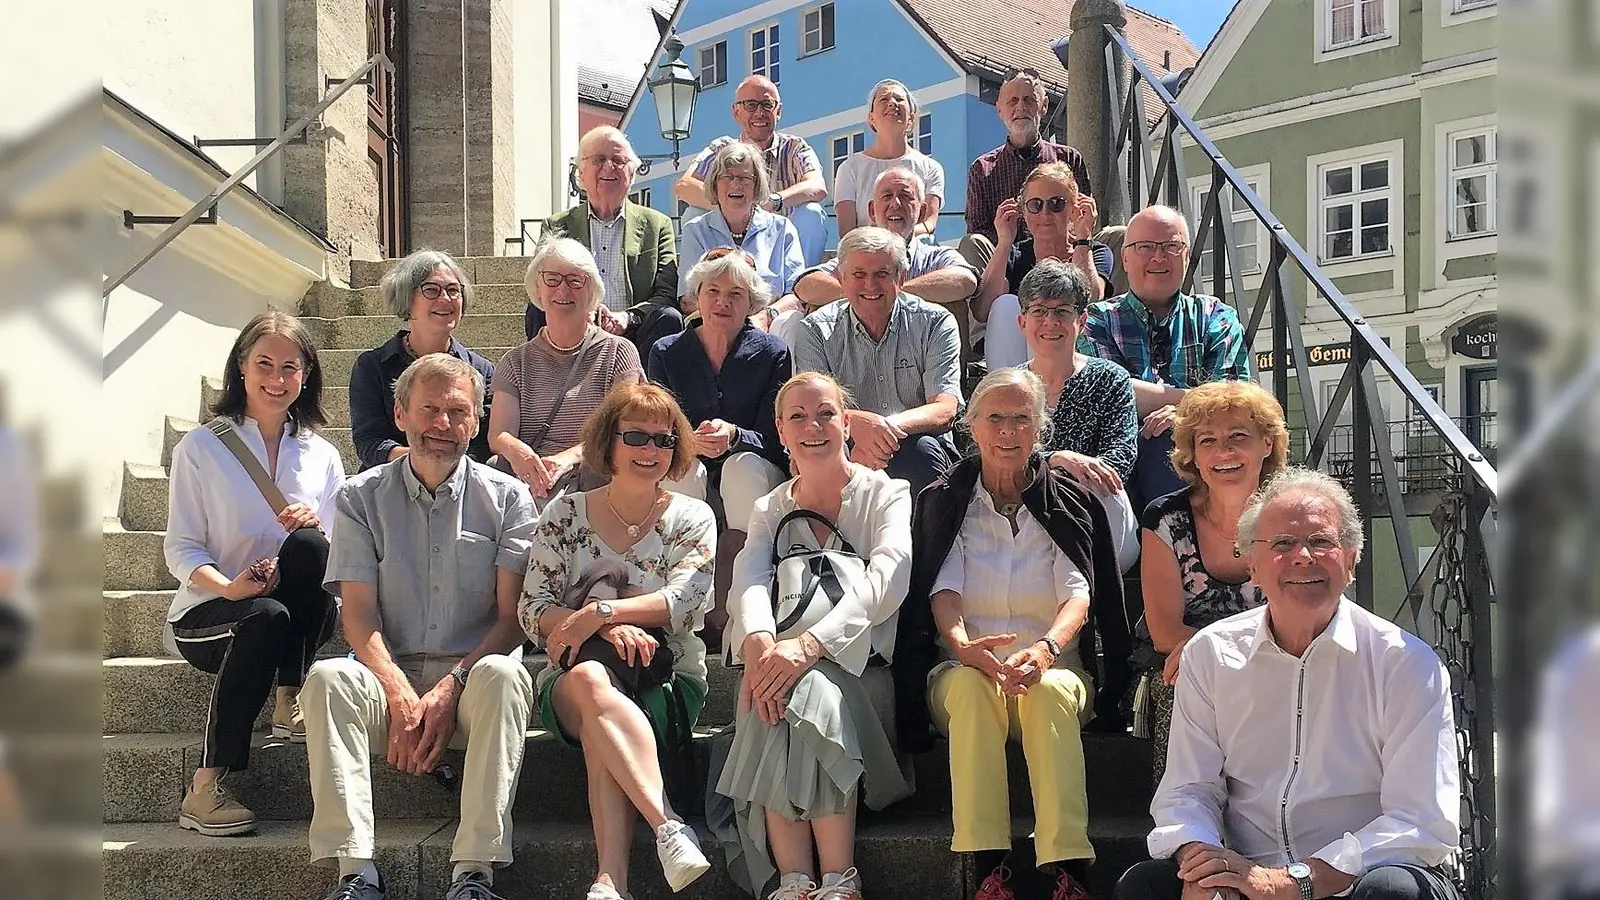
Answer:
[{"xmin": 1135, "ymin": 0, "xmax": 1235, "ymax": 49}]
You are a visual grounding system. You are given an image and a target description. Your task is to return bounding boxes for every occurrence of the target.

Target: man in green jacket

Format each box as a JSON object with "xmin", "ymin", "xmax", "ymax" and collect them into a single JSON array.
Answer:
[{"xmin": 528, "ymin": 126, "xmax": 682, "ymax": 355}]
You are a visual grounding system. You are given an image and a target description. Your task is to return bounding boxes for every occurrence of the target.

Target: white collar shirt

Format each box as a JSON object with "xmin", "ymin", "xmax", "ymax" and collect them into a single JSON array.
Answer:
[
  {"xmin": 930, "ymin": 487, "xmax": 1090, "ymax": 664},
  {"xmin": 1149, "ymin": 598, "xmax": 1461, "ymax": 877}
]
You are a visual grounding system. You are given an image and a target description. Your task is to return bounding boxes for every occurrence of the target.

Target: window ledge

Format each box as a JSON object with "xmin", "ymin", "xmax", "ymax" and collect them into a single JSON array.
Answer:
[
  {"xmin": 798, "ymin": 46, "xmax": 835, "ymax": 60},
  {"xmin": 1316, "ymin": 33, "xmax": 1399, "ymax": 63},
  {"xmin": 1444, "ymin": 231, "xmax": 1496, "ymax": 244},
  {"xmin": 1319, "ymin": 250, "xmax": 1396, "ymax": 267}
]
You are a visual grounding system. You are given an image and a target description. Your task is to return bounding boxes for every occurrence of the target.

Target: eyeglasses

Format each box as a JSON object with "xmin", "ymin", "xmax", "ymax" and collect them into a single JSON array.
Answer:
[
  {"xmin": 721, "ymin": 173, "xmax": 758, "ymax": 186},
  {"xmin": 1253, "ymin": 533, "xmax": 1344, "ymax": 556},
  {"xmin": 1023, "ymin": 196, "xmax": 1072, "ymax": 214},
  {"xmin": 418, "ymin": 282, "xmax": 463, "ymax": 300},
  {"xmin": 701, "ymin": 246, "xmax": 757, "ymax": 266},
  {"xmin": 1022, "ymin": 304, "xmax": 1083, "ymax": 322},
  {"xmin": 1127, "ymin": 240, "xmax": 1189, "ymax": 257},
  {"xmin": 539, "ymin": 271, "xmax": 590, "ymax": 289},
  {"xmin": 616, "ymin": 430, "xmax": 678, "ymax": 449},
  {"xmin": 583, "ymin": 154, "xmax": 633, "ymax": 169},
  {"xmin": 734, "ymin": 99, "xmax": 779, "ymax": 112}
]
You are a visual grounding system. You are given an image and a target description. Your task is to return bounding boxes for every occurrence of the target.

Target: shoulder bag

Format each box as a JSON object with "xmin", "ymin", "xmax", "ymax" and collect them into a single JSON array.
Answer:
[{"xmin": 769, "ymin": 508, "xmax": 866, "ymax": 642}]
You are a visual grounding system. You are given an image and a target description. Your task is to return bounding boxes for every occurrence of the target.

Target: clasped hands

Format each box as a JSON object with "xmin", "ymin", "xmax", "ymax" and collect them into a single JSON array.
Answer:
[
  {"xmin": 1175, "ymin": 843, "xmax": 1310, "ymax": 900},
  {"xmin": 509, "ymin": 449, "xmax": 577, "ymax": 499},
  {"xmin": 543, "ymin": 594, "xmax": 656, "ymax": 669},
  {"xmin": 848, "ymin": 412, "xmax": 906, "ymax": 470},
  {"xmin": 952, "ymin": 632, "xmax": 1054, "ymax": 697},
  {"xmin": 226, "ymin": 503, "xmax": 322, "ymax": 600},
  {"xmin": 738, "ymin": 631, "xmax": 824, "ymax": 726}
]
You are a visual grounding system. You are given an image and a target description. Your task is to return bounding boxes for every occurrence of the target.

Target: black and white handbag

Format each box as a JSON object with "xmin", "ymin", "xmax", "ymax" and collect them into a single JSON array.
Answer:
[{"xmin": 769, "ymin": 509, "xmax": 866, "ymax": 641}]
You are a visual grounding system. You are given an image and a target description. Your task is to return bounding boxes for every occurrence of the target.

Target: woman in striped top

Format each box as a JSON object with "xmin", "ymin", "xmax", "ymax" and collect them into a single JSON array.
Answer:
[{"xmin": 488, "ymin": 237, "xmax": 643, "ymax": 506}]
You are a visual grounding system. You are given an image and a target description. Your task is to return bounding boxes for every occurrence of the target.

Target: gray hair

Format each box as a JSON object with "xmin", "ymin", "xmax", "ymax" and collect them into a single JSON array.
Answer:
[
  {"xmin": 870, "ymin": 166, "xmax": 926, "ymax": 201},
  {"xmin": 380, "ymin": 249, "xmax": 474, "ymax": 321},
  {"xmin": 393, "ymin": 352, "xmax": 485, "ymax": 420},
  {"xmin": 836, "ymin": 226, "xmax": 909, "ymax": 277},
  {"xmin": 578, "ymin": 125, "xmax": 640, "ymax": 167},
  {"xmin": 866, "ymin": 79, "xmax": 919, "ymax": 138},
  {"xmin": 1236, "ymin": 467, "xmax": 1365, "ymax": 557},
  {"xmin": 704, "ymin": 141, "xmax": 772, "ymax": 209},
  {"xmin": 1018, "ymin": 258, "xmax": 1093, "ymax": 313},
  {"xmin": 963, "ymin": 368, "xmax": 1050, "ymax": 448},
  {"xmin": 524, "ymin": 235, "xmax": 604, "ymax": 312},
  {"xmin": 685, "ymin": 250, "xmax": 775, "ymax": 314}
]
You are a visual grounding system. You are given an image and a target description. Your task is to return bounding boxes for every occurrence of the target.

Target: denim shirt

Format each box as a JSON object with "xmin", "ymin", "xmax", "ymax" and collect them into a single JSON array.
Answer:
[{"xmin": 678, "ymin": 207, "xmax": 805, "ymax": 300}]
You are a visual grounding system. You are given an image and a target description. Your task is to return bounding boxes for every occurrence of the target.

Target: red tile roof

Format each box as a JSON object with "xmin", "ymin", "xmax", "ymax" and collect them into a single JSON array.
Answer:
[{"xmin": 896, "ymin": 0, "xmax": 1200, "ymax": 123}]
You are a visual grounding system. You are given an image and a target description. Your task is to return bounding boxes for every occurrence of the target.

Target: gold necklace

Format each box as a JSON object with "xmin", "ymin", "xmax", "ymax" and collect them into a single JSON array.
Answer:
[{"xmin": 606, "ymin": 487, "xmax": 663, "ymax": 538}]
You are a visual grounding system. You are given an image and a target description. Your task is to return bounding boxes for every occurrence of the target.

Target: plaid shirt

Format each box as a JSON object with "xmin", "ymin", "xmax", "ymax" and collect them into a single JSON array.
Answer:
[
  {"xmin": 691, "ymin": 132, "xmax": 822, "ymax": 198},
  {"xmin": 965, "ymin": 139, "xmax": 1091, "ymax": 242},
  {"xmin": 1078, "ymin": 290, "xmax": 1253, "ymax": 388},
  {"xmin": 588, "ymin": 209, "xmax": 629, "ymax": 313}
]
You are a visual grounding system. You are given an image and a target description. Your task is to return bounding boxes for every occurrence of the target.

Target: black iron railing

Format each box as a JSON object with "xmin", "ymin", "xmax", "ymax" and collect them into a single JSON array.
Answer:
[{"xmin": 1100, "ymin": 24, "xmax": 1499, "ymax": 898}]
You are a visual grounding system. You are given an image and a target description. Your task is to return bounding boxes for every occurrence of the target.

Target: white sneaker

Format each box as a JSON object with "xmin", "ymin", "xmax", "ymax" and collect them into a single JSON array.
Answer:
[
  {"xmin": 814, "ymin": 868, "xmax": 861, "ymax": 900},
  {"xmin": 654, "ymin": 820, "xmax": 711, "ymax": 892},
  {"xmin": 586, "ymin": 882, "xmax": 629, "ymax": 900},
  {"xmin": 768, "ymin": 872, "xmax": 817, "ymax": 900}
]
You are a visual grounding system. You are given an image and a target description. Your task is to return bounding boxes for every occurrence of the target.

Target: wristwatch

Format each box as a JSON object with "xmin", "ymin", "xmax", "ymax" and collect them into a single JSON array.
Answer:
[
  {"xmin": 1071, "ymin": 238, "xmax": 1094, "ymax": 248},
  {"xmin": 768, "ymin": 192, "xmax": 784, "ymax": 212},
  {"xmin": 1036, "ymin": 636, "xmax": 1062, "ymax": 659},
  {"xmin": 449, "ymin": 664, "xmax": 470, "ymax": 687},
  {"xmin": 594, "ymin": 600, "xmax": 616, "ymax": 622},
  {"xmin": 1287, "ymin": 862, "xmax": 1314, "ymax": 900}
]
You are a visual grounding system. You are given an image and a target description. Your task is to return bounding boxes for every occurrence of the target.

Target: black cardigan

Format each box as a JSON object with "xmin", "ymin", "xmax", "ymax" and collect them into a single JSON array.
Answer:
[{"xmin": 892, "ymin": 453, "xmax": 1133, "ymax": 753}]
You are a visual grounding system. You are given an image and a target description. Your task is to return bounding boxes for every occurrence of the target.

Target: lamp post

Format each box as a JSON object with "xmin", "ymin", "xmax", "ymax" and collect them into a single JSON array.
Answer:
[{"xmin": 639, "ymin": 34, "xmax": 699, "ymax": 176}]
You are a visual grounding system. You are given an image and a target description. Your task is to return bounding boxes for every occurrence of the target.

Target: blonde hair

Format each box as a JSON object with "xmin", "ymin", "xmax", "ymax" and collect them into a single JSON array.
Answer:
[
  {"xmin": 1169, "ymin": 381, "xmax": 1290, "ymax": 488},
  {"xmin": 1019, "ymin": 161, "xmax": 1083, "ymax": 203}
]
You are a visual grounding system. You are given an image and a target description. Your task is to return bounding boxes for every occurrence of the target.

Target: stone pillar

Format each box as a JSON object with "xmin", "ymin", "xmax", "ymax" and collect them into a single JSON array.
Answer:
[
  {"xmin": 407, "ymin": 0, "xmax": 515, "ymax": 256},
  {"xmin": 283, "ymin": 0, "xmax": 382, "ymax": 279},
  {"xmin": 1067, "ymin": 0, "xmax": 1129, "ymax": 227}
]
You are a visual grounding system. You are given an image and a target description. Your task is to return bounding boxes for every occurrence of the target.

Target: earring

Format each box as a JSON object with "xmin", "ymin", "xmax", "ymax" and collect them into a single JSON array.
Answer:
[{"xmin": 1233, "ymin": 545, "xmax": 1241, "ymax": 558}]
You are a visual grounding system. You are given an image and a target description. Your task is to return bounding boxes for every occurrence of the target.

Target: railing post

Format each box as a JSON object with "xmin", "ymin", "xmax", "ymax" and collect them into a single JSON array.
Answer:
[
  {"xmin": 1272, "ymin": 266, "xmax": 1290, "ymax": 415},
  {"xmin": 1351, "ymin": 338, "xmax": 1374, "ymax": 609},
  {"xmin": 1070, "ymin": 1, "xmax": 1128, "ymax": 223},
  {"xmin": 1462, "ymin": 483, "xmax": 1497, "ymax": 896}
]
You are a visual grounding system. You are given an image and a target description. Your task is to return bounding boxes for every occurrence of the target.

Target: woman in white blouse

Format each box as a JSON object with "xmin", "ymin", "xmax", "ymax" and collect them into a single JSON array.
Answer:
[
  {"xmin": 715, "ymin": 372, "xmax": 914, "ymax": 900},
  {"xmin": 832, "ymin": 79, "xmax": 945, "ymax": 240},
  {"xmin": 163, "ymin": 311, "xmax": 346, "ymax": 837}
]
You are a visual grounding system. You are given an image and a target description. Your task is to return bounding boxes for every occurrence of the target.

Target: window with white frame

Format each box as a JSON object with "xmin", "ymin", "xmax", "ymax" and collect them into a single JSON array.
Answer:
[
  {"xmin": 1448, "ymin": 129, "xmax": 1496, "ymax": 239},
  {"xmin": 1326, "ymin": 0, "xmax": 1388, "ymax": 49},
  {"xmin": 1318, "ymin": 156, "xmax": 1393, "ymax": 262},
  {"xmin": 751, "ymin": 24, "xmax": 780, "ymax": 83},
  {"xmin": 916, "ymin": 114, "xmax": 933, "ymax": 156},
  {"xmin": 1192, "ymin": 177, "xmax": 1266, "ymax": 283},
  {"xmin": 801, "ymin": 3, "xmax": 835, "ymax": 56},
  {"xmin": 697, "ymin": 41, "xmax": 727, "ymax": 89},
  {"xmin": 831, "ymin": 131, "xmax": 864, "ymax": 178},
  {"xmin": 1452, "ymin": 0, "xmax": 1495, "ymax": 12},
  {"xmin": 629, "ymin": 187, "xmax": 652, "ymax": 208}
]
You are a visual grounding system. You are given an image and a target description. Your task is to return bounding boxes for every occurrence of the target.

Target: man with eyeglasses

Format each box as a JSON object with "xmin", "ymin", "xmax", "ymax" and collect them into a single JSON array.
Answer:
[
  {"xmin": 1081, "ymin": 205, "xmax": 1252, "ymax": 512},
  {"xmin": 958, "ymin": 69, "xmax": 1091, "ymax": 272},
  {"xmin": 1118, "ymin": 468, "xmax": 1463, "ymax": 900},
  {"xmin": 673, "ymin": 76, "xmax": 829, "ymax": 265},
  {"xmin": 538, "ymin": 126, "xmax": 682, "ymax": 356}
]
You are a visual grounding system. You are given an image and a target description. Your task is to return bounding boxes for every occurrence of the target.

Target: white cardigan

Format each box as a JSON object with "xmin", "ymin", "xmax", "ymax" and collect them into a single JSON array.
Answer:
[{"xmin": 726, "ymin": 465, "xmax": 912, "ymax": 676}]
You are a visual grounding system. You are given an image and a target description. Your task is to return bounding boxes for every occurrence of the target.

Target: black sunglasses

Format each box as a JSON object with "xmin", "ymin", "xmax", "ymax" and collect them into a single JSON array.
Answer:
[
  {"xmin": 616, "ymin": 430, "xmax": 678, "ymax": 449},
  {"xmin": 1023, "ymin": 196, "xmax": 1071, "ymax": 214}
]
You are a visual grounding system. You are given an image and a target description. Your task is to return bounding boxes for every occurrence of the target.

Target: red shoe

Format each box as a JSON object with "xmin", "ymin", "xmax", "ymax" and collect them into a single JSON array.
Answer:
[
  {"xmin": 1049, "ymin": 870, "xmax": 1093, "ymax": 900},
  {"xmin": 975, "ymin": 866, "xmax": 1015, "ymax": 900}
]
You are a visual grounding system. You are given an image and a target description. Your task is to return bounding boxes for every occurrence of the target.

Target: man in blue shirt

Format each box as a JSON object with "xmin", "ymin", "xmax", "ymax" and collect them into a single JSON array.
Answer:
[{"xmin": 1080, "ymin": 206, "xmax": 1252, "ymax": 511}]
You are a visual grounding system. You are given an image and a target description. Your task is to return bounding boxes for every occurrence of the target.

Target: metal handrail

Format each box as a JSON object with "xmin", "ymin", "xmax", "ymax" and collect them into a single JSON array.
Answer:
[
  {"xmin": 1102, "ymin": 24, "xmax": 1497, "ymax": 504},
  {"xmin": 103, "ymin": 52, "xmax": 395, "ymax": 297}
]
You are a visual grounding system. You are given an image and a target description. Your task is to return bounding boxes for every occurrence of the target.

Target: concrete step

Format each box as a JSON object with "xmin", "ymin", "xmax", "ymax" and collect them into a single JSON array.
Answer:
[
  {"xmin": 301, "ymin": 315, "xmax": 528, "ymax": 355},
  {"xmin": 119, "ymin": 462, "xmax": 170, "ymax": 533},
  {"xmin": 103, "ymin": 523, "xmax": 176, "ymax": 592},
  {"xmin": 102, "ymin": 655, "xmax": 738, "ymax": 735},
  {"xmin": 0, "ymin": 654, "xmax": 100, "ymax": 735},
  {"xmin": 324, "ymin": 427, "xmax": 358, "ymax": 473},
  {"xmin": 35, "ymin": 586, "xmax": 102, "ymax": 655},
  {"xmin": 38, "ymin": 528, "xmax": 104, "ymax": 590},
  {"xmin": 104, "ymin": 814, "xmax": 1152, "ymax": 900},
  {"xmin": 103, "ymin": 818, "xmax": 449, "ymax": 900},
  {"xmin": 349, "ymin": 256, "xmax": 535, "ymax": 290},
  {"xmin": 103, "ymin": 728, "xmax": 1153, "ymax": 827},
  {"xmin": 7, "ymin": 733, "xmax": 103, "ymax": 825},
  {"xmin": 160, "ymin": 415, "xmax": 198, "ymax": 469},
  {"xmin": 0, "ymin": 826, "xmax": 101, "ymax": 900},
  {"xmin": 303, "ymin": 282, "xmax": 531, "ymax": 318},
  {"xmin": 103, "ymin": 591, "xmax": 179, "ymax": 658},
  {"xmin": 323, "ymin": 347, "xmax": 517, "ymax": 388}
]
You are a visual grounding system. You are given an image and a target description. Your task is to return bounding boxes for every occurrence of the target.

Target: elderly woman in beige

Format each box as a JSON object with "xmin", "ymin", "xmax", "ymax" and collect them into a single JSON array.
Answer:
[{"xmin": 488, "ymin": 237, "xmax": 643, "ymax": 505}]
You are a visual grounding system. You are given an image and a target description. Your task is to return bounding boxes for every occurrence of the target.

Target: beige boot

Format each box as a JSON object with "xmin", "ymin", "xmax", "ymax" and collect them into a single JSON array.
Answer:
[
  {"xmin": 178, "ymin": 773, "xmax": 256, "ymax": 836},
  {"xmin": 271, "ymin": 687, "xmax": 306, "ymax": 743}
]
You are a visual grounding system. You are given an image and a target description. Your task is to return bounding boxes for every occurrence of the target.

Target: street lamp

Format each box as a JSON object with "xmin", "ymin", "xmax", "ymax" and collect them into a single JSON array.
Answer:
[{"xmin": 639, "ymin": 34, "xmax": 699, "ymax": 176}]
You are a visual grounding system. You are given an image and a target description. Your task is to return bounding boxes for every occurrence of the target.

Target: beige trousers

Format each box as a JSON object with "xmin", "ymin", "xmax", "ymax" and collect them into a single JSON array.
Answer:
[{"xmin": 301, "ymin": 654, "xmax": 534, "ymax": 867}]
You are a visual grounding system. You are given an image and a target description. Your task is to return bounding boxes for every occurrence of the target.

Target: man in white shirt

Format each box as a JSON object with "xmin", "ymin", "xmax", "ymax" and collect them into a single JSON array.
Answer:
[{"xmin": 1118, "ymin": 468, "xmax": 1463, "ymax": 900}]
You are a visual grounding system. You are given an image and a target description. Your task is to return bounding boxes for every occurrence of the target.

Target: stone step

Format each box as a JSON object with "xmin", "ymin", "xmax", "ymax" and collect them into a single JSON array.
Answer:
[
  {"xmin": 35, "ymin": 586, "xmax": 102, "ymax": 655},
  {"xmin": 0, "ymin": 654, "xmax": 101, "ymax": 735},
  {"xmin": 104, "ymin": 814, "xmax": 1152, "ymax": 900},
  {"xmin": 103, "ymin": 728, "xmax": 1152, "ymax": 826},
  {"xmin": 103, "ymin": 523, "xmax": 176, "ymax": 592},
  {"xmin": 103, "ymin": 818, "xmax": 449, "ymax": 900},
  {"xmin": 37, "ymin": 528, "xmax": 103, "ymax": 589},
  {"xmin": 349, "ymin": 256, "xmax": 535, "ymax": 290},
  {"xmin": 0, "ymin": 826, "xmax": 101, "ymax": 900},
  {"xmin": 102, "ymin": 656, "xmax": 739, "ymax": 735},
  {"xmin": 160, "ymin": 415, "xmax": 198, "ymax": 469},
  {"xmin": 323, "ymin": 348, "xmax": 517, "ymax": 388},
  {"xmin": 301, "ymin": 315, "xmax": 528, "ymax": 355},
  {"xmin": 303, "ymin": 282, "xmax": 531, "ymax": 319},
  {"xmin": 119, "ymin": 462, "xmax": 170, "ymax": 533},
  {"xmin": 7, "ymin": 733, "xmax": 104, "ymax": 825}
]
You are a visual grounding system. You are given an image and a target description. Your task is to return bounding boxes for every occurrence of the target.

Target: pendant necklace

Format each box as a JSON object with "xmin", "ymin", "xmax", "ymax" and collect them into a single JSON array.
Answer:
[{"xmin": 607, "ymin": 488, "xmax": 661, "ymax": 538}]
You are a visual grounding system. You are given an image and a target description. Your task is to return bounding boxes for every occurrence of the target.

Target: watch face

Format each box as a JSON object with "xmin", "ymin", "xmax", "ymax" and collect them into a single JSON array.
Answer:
[{"xmin": 1287, "ymin": 863, "xmax": 1312, "ymax": 879}]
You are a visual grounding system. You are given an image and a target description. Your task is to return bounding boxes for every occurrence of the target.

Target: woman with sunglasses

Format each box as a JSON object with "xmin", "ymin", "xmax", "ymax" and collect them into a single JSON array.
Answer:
[
  {"xmin": 489, "ymin": 237, "xmax": 643, "ymax": 507},
  {"xmin": 680, "ymin": 142, "xmax": 805, "ymax": 310},
  {"xmin": 348, "ymin": 249, "xmax": 496, "ymax": 471},
  {"xmin": 977, "ymin": 162, "xmax": 1112, "ymax": 371},
  {"xmin": 520, "ymin": 383, "xmax": 717, "ymax": 900}
]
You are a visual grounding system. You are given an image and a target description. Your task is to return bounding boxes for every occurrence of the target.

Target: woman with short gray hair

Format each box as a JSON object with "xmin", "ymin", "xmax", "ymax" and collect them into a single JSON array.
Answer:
[
  {"xmin": 832, "ymin": 79, "xmax": 946, "ymax": 239},
  {"xmin": 678, "ymin": 141, "xmax": 804, "ymax": 309},
  {"xmin": 347, "ymin": 248, "xmax": 496, "ymax": 470}
]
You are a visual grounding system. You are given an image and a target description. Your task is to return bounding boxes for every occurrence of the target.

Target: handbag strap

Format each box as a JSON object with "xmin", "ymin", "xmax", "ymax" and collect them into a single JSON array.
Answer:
[
  {"xmin": 769, "ymin": 508, "xmax": 857, "ymax": 566},
  {"xmin": 207, "ymin": 418, "xmax": 289, "ymax": 515},
  {"xmin": 526, "ymin": 327, "xmax": 598, "ymax": 452}
]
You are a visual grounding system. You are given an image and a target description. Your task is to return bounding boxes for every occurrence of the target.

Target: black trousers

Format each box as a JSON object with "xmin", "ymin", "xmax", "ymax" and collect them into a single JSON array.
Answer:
[
  {"xmin": 1115, "ymin": 859, "xmax": 1465, "ymax": 900},
  {"xmin": 523, "ymin": 303, "xmax": 686, "ymax": 357},
  {"xmin": 172, "ymin": 527, "xmax": 336, "ymax": 771}
]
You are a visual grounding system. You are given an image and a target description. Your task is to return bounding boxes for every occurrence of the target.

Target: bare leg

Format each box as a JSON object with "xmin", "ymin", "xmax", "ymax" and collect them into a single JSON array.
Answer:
[
  {"xmin": 553, "ymin": 661, "xmax": 676, "ymax": 830},
  {"xmin": 765, "ymin": 807, "xmax": 817, "ymax": 880},
  {"xmin": 707, "ymin": 529, "xmax": 747, "ymax": 639},
  {"xmin": 584, "ymin": 741, "xmax": 638, "ymax": 895},
  {"xmin": 811, "ymin": 798, "xmax": 858, "ymax": 878}
]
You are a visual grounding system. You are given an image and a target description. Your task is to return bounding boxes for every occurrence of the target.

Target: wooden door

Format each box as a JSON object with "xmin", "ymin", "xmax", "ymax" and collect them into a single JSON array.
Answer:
[{"xmin": 367, "ymin": 0, "xmax": 407, "ymax": 257}]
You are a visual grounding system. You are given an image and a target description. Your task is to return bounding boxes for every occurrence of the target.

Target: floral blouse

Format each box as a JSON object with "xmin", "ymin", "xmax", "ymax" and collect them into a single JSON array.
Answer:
[
  {"xmin": 1141, "ymin": 487, "xmax": 1265, "ymax": 628},
  {"xmin": 518, "ymin": 491, "xmax": 717, "ymax": 689}
]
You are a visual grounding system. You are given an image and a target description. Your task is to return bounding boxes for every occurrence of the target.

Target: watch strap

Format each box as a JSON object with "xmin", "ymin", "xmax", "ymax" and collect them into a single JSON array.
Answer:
[{"xmin": 450, "ymin": 664, "xmax": 470, "ymax": 687}]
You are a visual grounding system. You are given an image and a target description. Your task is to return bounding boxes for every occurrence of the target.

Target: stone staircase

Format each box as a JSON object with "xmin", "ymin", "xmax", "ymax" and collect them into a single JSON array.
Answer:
[{"xmin": 100, "ymin": 257, "xmax": 1156, "ymax": 900}]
